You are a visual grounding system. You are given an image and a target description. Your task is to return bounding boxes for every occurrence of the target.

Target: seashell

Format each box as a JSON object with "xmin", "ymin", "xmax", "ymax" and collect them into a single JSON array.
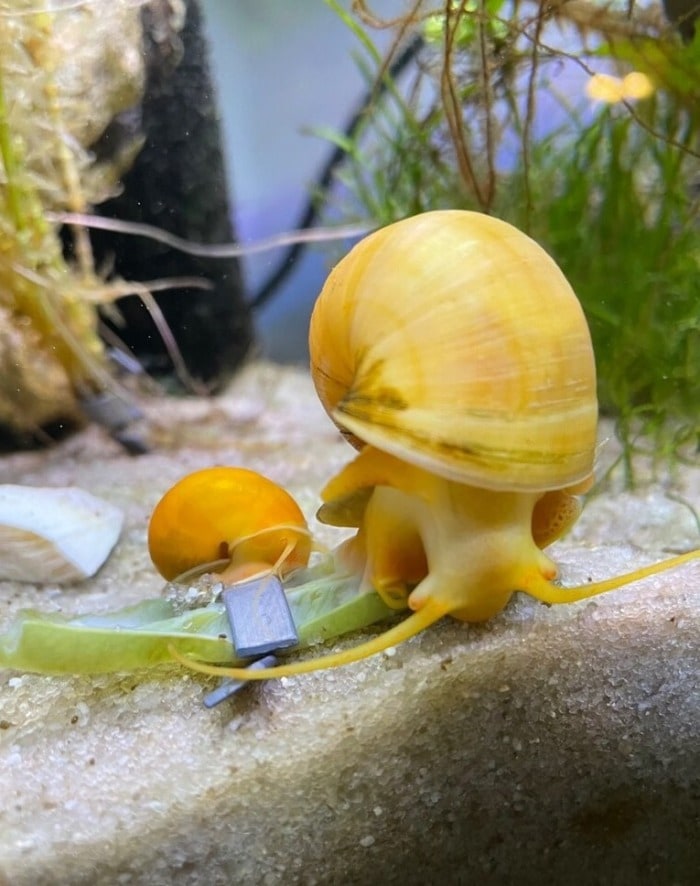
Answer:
[
  {"xmin": 0, "ymin": 485, "xmax": 123, "ymax": 583},
  {"xmin": 309, "ymin": 209, "xmax": 598, "ymax": 493}
]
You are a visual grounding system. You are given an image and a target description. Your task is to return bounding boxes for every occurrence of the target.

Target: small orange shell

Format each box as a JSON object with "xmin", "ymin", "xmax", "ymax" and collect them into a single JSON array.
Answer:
[{"xmin": 148, "ymin": 467, "xmax": 311, "ymax": 581}]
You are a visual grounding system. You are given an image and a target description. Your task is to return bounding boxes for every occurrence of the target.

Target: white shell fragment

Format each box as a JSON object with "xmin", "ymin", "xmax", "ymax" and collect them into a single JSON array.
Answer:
[{"xmin": 0, "ymin": 485, "xmax": 124, "ymax": 583}]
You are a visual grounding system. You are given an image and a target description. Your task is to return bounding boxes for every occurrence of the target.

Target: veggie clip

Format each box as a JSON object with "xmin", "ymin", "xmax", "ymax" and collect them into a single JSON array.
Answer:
[{"xmin": 170, "ymin": 211, "xmax": 700, "ymax": 682}]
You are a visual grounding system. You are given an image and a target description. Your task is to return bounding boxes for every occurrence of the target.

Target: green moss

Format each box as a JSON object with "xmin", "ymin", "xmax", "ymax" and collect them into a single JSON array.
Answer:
[{"xmin": 504, "ymin": 105, "xmax": 700, "ymax": 479}]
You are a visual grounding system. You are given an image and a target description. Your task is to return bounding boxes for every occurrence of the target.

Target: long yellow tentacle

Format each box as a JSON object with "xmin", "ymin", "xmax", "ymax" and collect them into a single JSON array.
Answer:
[
  {"xmin": 169, "ymin": 596, "xmax": 449, "ymax": 680},
  {"xmin": 522, "ymin": 548, "xmax": 700, "ymax": 605},
  {"xmin": 170, "ymin": 549, "xmax": 699, "ymax": 682}
]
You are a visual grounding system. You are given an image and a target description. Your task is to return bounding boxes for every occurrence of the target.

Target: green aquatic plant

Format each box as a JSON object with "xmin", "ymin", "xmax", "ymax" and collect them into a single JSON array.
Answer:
[{"xmin": 505, "ymin": 100, "xmax": 700, "ymax": 480}]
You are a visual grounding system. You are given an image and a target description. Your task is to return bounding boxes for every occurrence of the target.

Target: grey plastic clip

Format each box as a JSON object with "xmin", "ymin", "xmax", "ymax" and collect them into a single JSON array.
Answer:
[
  {"xmin": 203, "ymin": 654, "xmax": 278, "ymax": 708},
  {"xmin": 223, "ymin": 574, "xmax": 299, "ymax": 658},
  {"xmin": 201, "ymin": 575, "xmax": 299, "ymax": 708}
]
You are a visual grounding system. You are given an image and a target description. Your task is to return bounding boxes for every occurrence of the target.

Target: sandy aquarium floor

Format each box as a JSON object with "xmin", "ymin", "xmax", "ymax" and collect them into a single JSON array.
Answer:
[{"xmin": 0, "ymin": 362, "xmax": 698, "ymax": 886}]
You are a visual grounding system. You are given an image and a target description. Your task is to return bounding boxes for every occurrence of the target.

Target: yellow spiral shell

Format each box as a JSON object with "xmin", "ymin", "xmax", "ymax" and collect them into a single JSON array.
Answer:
[{"xmin": 309, "ymin": 210, "xmax": 597, "ymax": 492}]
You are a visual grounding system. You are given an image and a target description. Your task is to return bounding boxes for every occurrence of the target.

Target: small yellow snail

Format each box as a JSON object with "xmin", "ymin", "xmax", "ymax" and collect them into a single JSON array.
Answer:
[
  {"xmin": 171, "ymin": 211, "xmax": 699, "ymax": 681},
  {"xmin": 148, "ymin": 466, "xmax": 312, "ymax": 583}
]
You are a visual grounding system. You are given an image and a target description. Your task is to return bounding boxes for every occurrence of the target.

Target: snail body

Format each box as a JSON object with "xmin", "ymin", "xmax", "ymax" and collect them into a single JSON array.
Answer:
[
  {"xmin": 170, "ymin": 212, "xmax": 699, "ymax": 682},
  {"xmin": 148, "ymin": 466, "xmax": 312, "ymax": 583},
  {"xmin": 317, "ymin": 445, "xmax": 583, "ymax": 619}
]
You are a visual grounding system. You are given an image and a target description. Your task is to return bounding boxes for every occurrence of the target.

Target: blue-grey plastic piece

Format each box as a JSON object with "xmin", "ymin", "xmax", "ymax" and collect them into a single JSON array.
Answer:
[
  {"xmin": 202, "ymin": 654, "xmax": 278, "ymax": 708},
  {"xmin": 223, "ymin": 574, "xmax": 299, "ymax": 658}
]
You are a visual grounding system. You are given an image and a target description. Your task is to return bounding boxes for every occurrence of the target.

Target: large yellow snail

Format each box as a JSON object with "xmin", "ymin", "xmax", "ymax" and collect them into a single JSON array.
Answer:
[{"xmin": 173, "ymin": 210, "xmax": 699, "ymax": 681}]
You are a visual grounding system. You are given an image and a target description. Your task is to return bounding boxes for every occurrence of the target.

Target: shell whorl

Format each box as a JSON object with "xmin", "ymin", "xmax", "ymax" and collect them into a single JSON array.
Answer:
[{"xmin": 309, "ymin": 210, "xmax": 597, "ymax": 493}]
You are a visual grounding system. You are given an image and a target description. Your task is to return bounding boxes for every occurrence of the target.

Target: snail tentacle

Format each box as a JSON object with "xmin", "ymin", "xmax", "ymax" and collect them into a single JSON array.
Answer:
[{"xmin": 522, "ymin": 548, "xmax": 700, "ymax": 605}]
